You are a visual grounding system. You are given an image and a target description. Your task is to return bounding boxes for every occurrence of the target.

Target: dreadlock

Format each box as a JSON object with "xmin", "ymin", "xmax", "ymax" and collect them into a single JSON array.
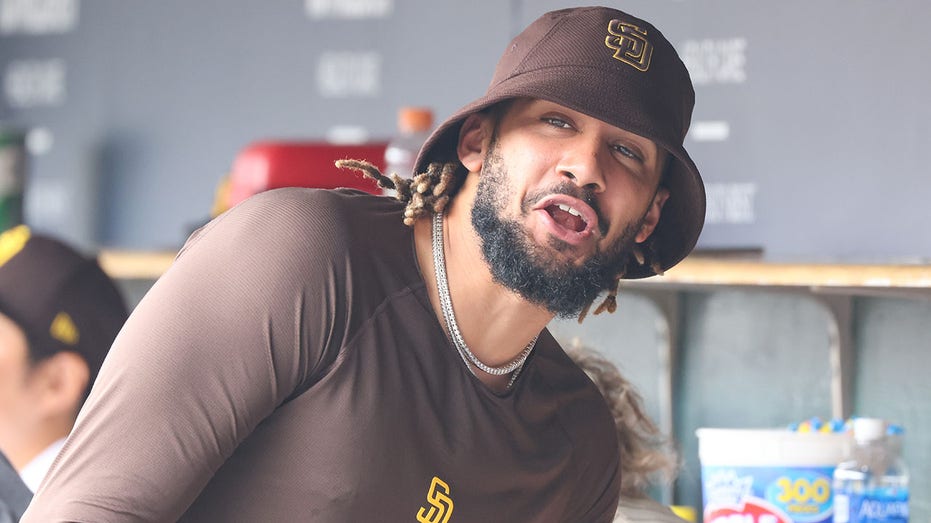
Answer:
[
  {"xmin": 335, "ymin": 159, "xmax": 466, "ymax": 226},
  {"xmin": 335, "ymin": 102, "xmax": 511, "ymax": 222},
  {"xmin": 578, "ymin": 238, "xmax": 663, "ymax": 324}
]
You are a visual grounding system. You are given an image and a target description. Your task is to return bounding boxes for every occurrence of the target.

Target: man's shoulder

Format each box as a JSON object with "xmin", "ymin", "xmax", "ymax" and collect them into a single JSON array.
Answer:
[
  {"xmin": 189, "ymin": 188, "xmax": 404, "ymax": 254},
  {"xmin": 177, "ymin": 188, "xmax": 417, "ymax": 292},
  {"xmin": 245, "ymin": 187, "xmax": 399, "ymax": 225}
]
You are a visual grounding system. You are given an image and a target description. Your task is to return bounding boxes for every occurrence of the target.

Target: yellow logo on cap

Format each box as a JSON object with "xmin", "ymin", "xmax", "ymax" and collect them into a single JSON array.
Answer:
[
  {"xmin": 0, "ymin": 225, "xmax": 30, "ymax": 267},
  {"xmin": 50, "ymin": 312, "xmax": 80, "ymax": 345},
  {"xmin": 605, "ymin": 20, "xmax": 653, "ymax": 72}
]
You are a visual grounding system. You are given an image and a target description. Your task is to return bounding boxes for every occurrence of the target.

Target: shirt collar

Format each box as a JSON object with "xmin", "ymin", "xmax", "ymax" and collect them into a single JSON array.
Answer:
[{"xmin": 19, "ymin": 437, "xmax": 66, "ymax": 493}]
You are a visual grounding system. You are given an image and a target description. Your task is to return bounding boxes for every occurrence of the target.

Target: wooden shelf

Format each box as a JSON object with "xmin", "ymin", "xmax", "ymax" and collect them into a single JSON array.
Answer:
[
  {"xmin": 639, "ymin": 257, "xmax": 931, "ymax": 289},
  {"xmin": 97, "ymin": 250, "xmax": 931, "ymax": 296},
  {"xmin": 98, "ymin": 250, "xmax": 177, "ymax": 280}
]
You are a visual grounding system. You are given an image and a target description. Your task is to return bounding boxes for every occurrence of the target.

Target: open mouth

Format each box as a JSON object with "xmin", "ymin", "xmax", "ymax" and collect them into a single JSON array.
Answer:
[
  {"xmin": 546, "ymin": 203, "xmax": 587, "ymax": 233},
  {"xmin": 533, "ymin": 195, "xmax": 600, "ymax": 244}
]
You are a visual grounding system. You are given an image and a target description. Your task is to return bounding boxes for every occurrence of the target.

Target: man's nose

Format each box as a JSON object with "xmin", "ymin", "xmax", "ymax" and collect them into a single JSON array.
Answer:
[{"xmin": 556, "ymin": 142, "xmax": 606, "ymax": 193}]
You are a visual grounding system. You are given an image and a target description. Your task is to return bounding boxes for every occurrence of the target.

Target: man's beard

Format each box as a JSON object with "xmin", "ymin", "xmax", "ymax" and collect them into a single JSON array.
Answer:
[{"xmin": 471, "ymin": 138, "xmax": 644, "ymax": 318}]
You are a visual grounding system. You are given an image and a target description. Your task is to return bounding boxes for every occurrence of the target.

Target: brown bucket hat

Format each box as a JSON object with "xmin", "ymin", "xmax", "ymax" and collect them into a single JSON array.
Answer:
[{"xmin": 414, "ymin": 6, "xmax": 705, "ymax": 279}]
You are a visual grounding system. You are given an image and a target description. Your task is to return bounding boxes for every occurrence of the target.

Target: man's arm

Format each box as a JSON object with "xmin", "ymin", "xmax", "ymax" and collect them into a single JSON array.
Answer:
[{"xmin": 22, "ymin": 189, "xmax": 351, "ymax": 522}]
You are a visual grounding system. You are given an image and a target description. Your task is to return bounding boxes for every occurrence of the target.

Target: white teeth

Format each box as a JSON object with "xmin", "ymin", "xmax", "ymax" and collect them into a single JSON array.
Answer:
[{"xmin": 557, "ymin": 203, "xmax": 582, "ymax": 217}]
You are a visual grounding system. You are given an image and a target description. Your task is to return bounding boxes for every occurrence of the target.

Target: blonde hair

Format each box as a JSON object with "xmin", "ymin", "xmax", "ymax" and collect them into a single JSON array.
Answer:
[{"xmin": 565, "ymin": 341, "xmax": 680, "ymax": 498}]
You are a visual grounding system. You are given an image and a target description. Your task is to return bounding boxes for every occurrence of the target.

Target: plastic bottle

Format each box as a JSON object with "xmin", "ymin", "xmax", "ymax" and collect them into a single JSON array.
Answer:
[
  {"xmin": 0, "ymin": 127, "xmax": 26, "ymax": 231},
  {"xmin": 833, "ymin": 418, "xmax": 909, "ymax": 522},
  {"xmin": 384, "ymin": 106, "xmax": 433, "ymax": 179}
]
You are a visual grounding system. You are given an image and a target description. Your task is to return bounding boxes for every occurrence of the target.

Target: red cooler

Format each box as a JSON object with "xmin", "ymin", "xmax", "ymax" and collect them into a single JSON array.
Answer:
[{"xmin": 227, "ymin": 141, "xmax": 387, "ymax": 208}]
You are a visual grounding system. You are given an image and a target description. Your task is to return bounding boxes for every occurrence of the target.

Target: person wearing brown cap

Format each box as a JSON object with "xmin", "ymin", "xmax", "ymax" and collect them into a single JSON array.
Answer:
[
  {"xmin": 24, "ymin": 6, "xmax": 704, "ymax": 522},
  {"xmin": 0, "ymin": 225, "xmax": 127, "ymax": 499}
]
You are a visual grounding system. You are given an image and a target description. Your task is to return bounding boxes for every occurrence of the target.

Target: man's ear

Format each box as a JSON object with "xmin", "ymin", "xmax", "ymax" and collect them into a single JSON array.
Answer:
[
  {"xmin": 635, "ymin": 187, "xmax": 670, "ymax": 243},
  {"xmin": 456, "ymin": 113, "xmax": 491, "ymax": 173},
  {"xmin": 31, "ymin": 351, "xmax": 90, "ymax": 419}
]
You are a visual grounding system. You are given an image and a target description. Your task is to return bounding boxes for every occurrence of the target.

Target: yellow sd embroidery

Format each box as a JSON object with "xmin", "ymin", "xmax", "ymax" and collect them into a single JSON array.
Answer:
[
  {"xmin": 416, "ymin": 476, "xmax": 454, "ymax": 523},
  {"xmin": 50, "ymin": 312, "xmax": 80, "ymax": 345},
  {"xmin": 604, "ymin": 20, "xmax": 653, "ymax": 71},
  {"xmin": 0, "ymin": 225, "xmax": 30, "ymax": 267}
]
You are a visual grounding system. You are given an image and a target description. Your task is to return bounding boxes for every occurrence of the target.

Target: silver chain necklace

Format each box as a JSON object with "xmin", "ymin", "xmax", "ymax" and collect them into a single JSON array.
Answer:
[{"xmin": 431, "ymin": 210, "xmax": 536, "ymax": 387}]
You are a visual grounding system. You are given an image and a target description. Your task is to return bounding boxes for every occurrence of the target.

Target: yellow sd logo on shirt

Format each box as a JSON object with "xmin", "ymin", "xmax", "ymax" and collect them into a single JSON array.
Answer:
[{"xmin": 416, "ymin": 476, "xmax": 454, "ymax": 523}]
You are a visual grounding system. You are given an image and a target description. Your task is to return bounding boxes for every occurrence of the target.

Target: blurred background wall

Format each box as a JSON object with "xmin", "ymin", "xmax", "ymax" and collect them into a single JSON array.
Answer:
[{"xmin": 2, "ymin": 1, "xmax": 929, "ymax": 520}]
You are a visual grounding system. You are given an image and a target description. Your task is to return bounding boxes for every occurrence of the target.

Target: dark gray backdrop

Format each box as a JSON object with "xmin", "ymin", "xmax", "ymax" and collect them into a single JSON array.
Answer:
[{"xmin": 2, "ymin": 0, "xmax": 929, "ymax": 260}]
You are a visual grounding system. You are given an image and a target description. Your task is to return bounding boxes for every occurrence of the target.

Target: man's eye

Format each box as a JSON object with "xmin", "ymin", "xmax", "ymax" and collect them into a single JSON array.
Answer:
[
  {"xmin": 613, "ymin": 144, "xmax": 643, "ymax": 162},
  {"xmin": 542, "ymin": 117, "xmax": 571, "ymax": 129}
]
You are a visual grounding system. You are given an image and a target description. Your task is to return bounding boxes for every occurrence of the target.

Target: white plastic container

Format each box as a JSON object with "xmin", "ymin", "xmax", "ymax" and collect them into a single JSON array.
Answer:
[{"xmin": 697, "ymin": 428, "xmax": 853, "ymax": 523}]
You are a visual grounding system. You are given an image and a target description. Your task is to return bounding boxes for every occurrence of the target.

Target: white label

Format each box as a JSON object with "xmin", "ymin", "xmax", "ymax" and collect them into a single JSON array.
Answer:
[
  {"xmin": 834, "ymin": 494, "xmax": 850, "ymax": 523},
  {"xmin": 316, "ymin": 51, "xmax": 381, "ymax": 98},
  {"xmin": 325, "ymin": 125, "xmax": 369, "ymax": 144},
  {"xmin": 3, "ymin": 58, "xmax": 66, "ymax": 108},
  {"xmin": 25, "ymin": 127, "xmax": 54, "ymax": 155},
  {"xmin": 0, "ymin": 0, "xmax": 78, "ymax": 35},
  {"xmin": 304, "ymin": 0, "xmax": 392, "ymax": 19},
  {"xmin": 27, "ymin": 177, "xmax": 67, "ymax": 219},
  {"xmin": 680, "ymin": 38, "xmax": 747, "ymax": 85},
  {"xmin": 705, "ymin": 182, "xmax": 757, "ymax": 225},
  {"xmin": 689, "ymin": 120, "xmax": 730, "ymax": 142}
]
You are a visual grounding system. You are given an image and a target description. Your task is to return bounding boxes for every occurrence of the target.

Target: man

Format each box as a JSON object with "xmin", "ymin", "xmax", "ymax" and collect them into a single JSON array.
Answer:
[
  {"xmin": 0, "ymin": 225, "xmax": 128, "ymax": 498},
  {"xmin": 24, "ymin": 6, "xmax": 704, "ymax": 522}
]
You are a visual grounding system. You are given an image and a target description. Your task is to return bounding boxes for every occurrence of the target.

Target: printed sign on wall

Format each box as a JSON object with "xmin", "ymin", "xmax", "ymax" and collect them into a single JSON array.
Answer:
[{"xmin": 0, "ymin": 0, "xmax": 78, "ymax": 35}]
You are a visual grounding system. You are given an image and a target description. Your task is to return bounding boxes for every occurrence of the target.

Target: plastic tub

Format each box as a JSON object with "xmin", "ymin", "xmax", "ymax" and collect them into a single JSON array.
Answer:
[{"xmin": 697, "ymin": 428, "xmax": 853, "ymax": 523}]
